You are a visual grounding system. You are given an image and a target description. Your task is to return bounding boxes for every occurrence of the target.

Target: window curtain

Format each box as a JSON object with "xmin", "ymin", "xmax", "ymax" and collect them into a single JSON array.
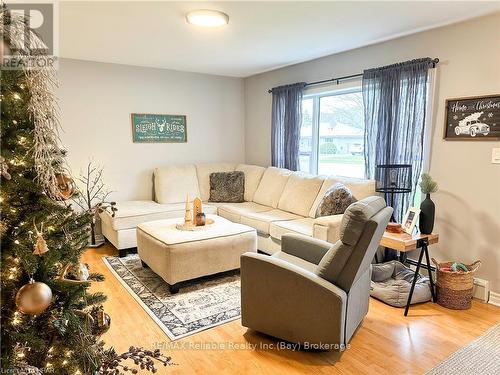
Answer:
[
  {"xmin": 271, "ymin": 82, "xmax": 306, "ymax": 171},
  {"xmin": 363, "ymin": 58, "xmax": 433, "ymax": 222}
]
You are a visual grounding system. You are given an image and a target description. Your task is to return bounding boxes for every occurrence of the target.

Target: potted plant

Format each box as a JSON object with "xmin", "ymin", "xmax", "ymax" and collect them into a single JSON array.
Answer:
[
  {"xmin": 73, "ymin": 161, "xmax": 117, "ymax": 247},
  {"xmin": 418, "ymin": 173, "xmax": 438, "ymax": 234}
]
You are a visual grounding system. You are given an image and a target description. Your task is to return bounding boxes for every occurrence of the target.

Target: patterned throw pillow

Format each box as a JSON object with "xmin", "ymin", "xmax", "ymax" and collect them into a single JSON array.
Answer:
[
  {"xmin": 315, "ymin": 183, "xmax": 356, "ymax": 217},
  {"xmin": 209, "ymin": 171, "xmax": 245, "ymax": 203}
]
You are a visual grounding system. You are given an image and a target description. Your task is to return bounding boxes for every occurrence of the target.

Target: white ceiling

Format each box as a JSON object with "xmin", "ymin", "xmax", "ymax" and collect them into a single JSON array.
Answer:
[{"xmin": 59, "ymin": 1, "xmax": 500, "ymax": 77}]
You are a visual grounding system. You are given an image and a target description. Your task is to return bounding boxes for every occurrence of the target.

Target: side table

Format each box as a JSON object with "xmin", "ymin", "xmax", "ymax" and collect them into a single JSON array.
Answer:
[{"xmin": 380, "ymin": 231, "xmax": 439, "ymax": 316}]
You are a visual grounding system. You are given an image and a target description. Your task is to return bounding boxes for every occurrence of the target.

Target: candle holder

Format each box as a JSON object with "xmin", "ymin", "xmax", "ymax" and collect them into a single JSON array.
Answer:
[{"xmin": 195, "ymin": 213, "xmax": 206, "ymax": 226}]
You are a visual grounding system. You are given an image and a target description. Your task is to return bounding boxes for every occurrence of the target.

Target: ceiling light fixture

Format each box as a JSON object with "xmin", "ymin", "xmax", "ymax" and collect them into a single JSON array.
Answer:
[{"xmin": 186, "ymin": 9, "xmax": 229, "ymax": 27}]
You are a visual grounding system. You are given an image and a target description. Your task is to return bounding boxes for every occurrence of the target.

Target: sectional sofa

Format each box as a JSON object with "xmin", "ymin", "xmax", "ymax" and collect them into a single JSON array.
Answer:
[{"xmin": 99, "ymin": 163, "xmax": 377, "ymax": 255}]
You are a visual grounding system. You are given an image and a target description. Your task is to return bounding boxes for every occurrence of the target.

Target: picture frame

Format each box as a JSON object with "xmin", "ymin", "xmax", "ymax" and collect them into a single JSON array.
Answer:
[
  {"xmin": 402, "ymin": 207, "xmax": 420, "ymax": 235},
  {"xmin": 443, "ymin": 94, "xmax": 500, "ymax": 141},
  {"xmin": 131, "ymin": 113, "xmax": 187, "ymax": 143}
]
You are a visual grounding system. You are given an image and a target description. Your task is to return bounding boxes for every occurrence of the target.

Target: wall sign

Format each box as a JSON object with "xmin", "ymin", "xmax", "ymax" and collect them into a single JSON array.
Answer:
[
  {"xmin": 444, "ymin": 95, "xmax": 500, "ymax": 140},
  {"xmin": 131, "ymin": 113, "xmax": 187, "ymax": 143}
]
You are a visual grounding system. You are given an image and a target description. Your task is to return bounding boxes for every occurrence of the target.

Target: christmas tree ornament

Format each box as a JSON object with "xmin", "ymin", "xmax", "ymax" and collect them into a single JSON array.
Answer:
[
  {"xmin": 55, "ymin": 172, "xmax": 76, "ymax": 200},
  {"xmin": 15, "ymin": 279, "xmax": 52, "ymax": 315},
  {"xmin": 32, "ymin": 222, "xmax": 49, "ymax": 256},
  {"xmin": 1, "ymin": 156, "xmax": 11, "ymax": 180},
  {"xmin": 75, "ymin": 263, "xmax": 90, "ymax": 281},
  {"xmin": 90, "ymin": 306, "xmax": 111, "ymax": 336},
  {"xmin": 65, "ymin": 263, "xmax": 90, "ymax": 281},
  {"xmin": 58, "ymin": 264, "xmax": 90, "ymax": 284}
]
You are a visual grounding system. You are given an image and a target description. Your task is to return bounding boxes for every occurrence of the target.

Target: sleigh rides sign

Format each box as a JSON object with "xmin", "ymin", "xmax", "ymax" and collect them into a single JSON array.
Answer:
[
  {"xmin": 131, "ymin": 113, "xmax": 187, "ymax": 143},
  {"xmin": 444, "ymin": 95, "xmax": 500, "ymax": 140}
]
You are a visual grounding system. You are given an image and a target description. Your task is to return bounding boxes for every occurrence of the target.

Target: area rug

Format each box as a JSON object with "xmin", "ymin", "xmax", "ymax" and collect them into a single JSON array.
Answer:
[
  {"xmin": 425, "ymin": 323, "xmax": 500, "ymax": 375},
  {"xmin": 103, "ymin": 254, "xmax": 241, "ymax": 340}
]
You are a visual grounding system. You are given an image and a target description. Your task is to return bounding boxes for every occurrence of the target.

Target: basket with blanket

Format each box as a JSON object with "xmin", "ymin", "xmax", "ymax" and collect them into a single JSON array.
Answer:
[{"xmin": 431, "ymin": 258, "xmax": 481, "ymax": 310}]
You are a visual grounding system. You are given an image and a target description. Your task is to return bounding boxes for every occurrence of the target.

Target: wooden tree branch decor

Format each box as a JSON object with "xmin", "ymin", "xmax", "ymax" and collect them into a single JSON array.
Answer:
[
  {"xmin": 98, "ymin": 346, "xmax": 175, "ymax": 374},
  {"xmin": 73, "ymin": 161, "xmax": 117, "ymax": 247}
]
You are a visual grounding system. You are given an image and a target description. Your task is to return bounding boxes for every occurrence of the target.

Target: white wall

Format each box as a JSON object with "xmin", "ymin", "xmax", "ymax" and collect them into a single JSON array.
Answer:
[
  {"xmin": 244, "ymin": 13, "xmax": 500, "ymax": 292},
  {"xmin": 58, "ymin": 59, "xmax": 245, "ymax": 201}
]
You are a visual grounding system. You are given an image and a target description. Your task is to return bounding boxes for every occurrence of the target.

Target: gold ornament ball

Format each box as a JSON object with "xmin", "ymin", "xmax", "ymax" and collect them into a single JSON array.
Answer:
[{"xmin": 15, "ymin": 279, "xmax": 52, "ymax": 315}]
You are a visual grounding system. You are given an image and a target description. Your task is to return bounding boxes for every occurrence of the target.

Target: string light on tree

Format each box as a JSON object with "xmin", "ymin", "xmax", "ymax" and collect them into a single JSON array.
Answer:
[{"xmin": 12, "ymin": 312, "xmax": 21, "ymax": 326}]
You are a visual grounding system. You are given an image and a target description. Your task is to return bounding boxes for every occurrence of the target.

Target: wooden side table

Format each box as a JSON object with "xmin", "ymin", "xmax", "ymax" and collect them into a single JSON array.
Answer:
[{"xmin": 380, "ymin": 231, "xmax": 439, "ymax": 316}]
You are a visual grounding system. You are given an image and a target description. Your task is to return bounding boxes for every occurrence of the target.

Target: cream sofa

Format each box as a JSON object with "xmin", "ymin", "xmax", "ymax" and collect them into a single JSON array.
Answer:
[{"xmin": 100, "ymin": 163, "xmax": 377, "ymax": 256}]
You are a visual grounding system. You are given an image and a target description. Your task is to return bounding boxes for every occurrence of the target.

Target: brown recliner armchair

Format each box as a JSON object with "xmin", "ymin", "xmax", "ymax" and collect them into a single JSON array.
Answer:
[{"xmin": 240, "ymin": 196, "xmax": 392, "ymax": 349}]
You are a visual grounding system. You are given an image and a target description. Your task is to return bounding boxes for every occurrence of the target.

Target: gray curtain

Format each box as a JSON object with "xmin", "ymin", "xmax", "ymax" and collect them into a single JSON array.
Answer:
[
  {"xmin": 271, "ymin": 82, "xmax": 306, "ymax": 171},
  {"xmin": 363, "ymin": 58, "xmax": 433, "ymax": 222}
]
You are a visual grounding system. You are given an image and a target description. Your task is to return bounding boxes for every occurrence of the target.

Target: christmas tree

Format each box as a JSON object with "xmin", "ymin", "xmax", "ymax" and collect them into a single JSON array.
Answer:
[
  {"xmin": 1, "ymin": 8, "xmax": 107, "ymax": 374},
  {"xmin": 1, "ymin": 7, "xmax": 174, "ymax": 374}
]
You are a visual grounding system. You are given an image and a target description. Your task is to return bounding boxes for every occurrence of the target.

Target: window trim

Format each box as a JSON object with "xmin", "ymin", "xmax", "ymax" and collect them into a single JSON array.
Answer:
[{"xmin": 302, "ymin": 85, "xmax": 363, "ymax": 175}]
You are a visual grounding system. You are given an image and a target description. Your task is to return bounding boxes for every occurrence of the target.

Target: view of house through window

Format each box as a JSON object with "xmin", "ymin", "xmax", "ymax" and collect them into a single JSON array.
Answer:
[{"xmin": 300, "ymin": 89, "xmax": 365, "ymax": 178}]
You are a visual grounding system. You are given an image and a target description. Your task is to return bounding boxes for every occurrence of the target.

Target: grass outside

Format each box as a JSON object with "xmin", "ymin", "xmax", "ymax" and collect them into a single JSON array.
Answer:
[{"xmin": 319, "ymin": 154, "xmax": 364, "ymax": 164}]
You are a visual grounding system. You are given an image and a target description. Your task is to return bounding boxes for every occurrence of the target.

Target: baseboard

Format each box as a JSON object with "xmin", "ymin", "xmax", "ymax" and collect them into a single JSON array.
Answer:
[
  {"xmin": 488, "ymin": 291, "xmax": 500, "ymax": 307},
  {"xmin": 473, "ymin": 277, "xmax": 489, "ymax": 302}
]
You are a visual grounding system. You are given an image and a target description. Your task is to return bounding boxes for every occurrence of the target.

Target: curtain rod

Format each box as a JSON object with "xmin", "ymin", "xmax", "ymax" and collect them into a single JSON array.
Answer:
[{"xmin": 267, "ymin": 58, "xmax": 439, "ymax": 93}]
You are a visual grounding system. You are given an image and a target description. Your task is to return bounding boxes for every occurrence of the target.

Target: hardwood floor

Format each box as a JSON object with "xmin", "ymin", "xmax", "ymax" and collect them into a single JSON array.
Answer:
[{"xmin": 82, "ymin": 244, "xmax": 500, "ymax": 375}]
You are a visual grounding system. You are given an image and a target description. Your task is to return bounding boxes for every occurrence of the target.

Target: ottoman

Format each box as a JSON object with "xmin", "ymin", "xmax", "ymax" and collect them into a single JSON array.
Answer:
[{"xmin": 137, "ymin": 215, "xmax": 257, "ymax": 293}]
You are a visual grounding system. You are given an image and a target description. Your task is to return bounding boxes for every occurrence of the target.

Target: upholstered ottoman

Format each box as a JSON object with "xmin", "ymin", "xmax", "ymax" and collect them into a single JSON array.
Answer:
[{"xmin": 137, "ymin": 215, "xmax": 257, "ymax": 293}]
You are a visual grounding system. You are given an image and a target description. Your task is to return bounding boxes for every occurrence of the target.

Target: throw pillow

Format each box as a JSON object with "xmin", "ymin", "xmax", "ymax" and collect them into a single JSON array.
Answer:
[
  {"xmin": 315, "ymin": 183, "xmax": 355, "ymax": 217},
  {"xmin": 209, "ymin": 171, "xmax": 245, "ymax": 203}
]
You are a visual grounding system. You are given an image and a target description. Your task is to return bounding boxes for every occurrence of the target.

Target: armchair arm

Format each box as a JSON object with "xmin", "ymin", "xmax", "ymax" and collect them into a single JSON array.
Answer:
[
  {"xmin": 240, "ymin": 252, "xmax": 347, "ymax": 346},
  {"xmin": 313, "ymin": 214, "xmax": 343, "ymax": 243},
  {"xmin": 281, "ymin": 233, "xmax": 332, "ymax": 265}
]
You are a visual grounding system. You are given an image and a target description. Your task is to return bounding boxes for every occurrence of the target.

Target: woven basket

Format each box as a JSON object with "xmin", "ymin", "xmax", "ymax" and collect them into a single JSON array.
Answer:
[{"xmin": 431, "ymin": 258, "xmax": 481, "ymax": 310}]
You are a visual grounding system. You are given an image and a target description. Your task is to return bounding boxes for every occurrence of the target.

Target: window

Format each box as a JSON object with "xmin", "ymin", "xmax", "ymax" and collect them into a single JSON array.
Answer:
[{"xmin": 299, "ymin": 88, "xmax": 365, "ymax": 178}]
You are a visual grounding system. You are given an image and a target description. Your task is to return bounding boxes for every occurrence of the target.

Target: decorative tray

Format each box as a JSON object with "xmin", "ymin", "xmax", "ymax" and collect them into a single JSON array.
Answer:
[{"xmin": 175, "ymin": 218, "xmax": 215, "ymax": 231}]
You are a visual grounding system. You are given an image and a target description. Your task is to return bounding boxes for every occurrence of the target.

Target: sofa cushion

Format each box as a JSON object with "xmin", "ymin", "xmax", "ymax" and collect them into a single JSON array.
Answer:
[
  {"xmin": 315, "ymin": 183, "xmax": 355, "ymax": 218},
  {"xmin": 240, "ymin": 209, "xmax": 301, "ymax": 236},
  {"xmin": 235, "ymin": 164, "xmax": 266, "ymax": 201},
  {"xmin": 209, "ymin": 171, "xmax": 245, "ymax": 203},
  {"xmin": 100, "ymin": 200, "xmax": 218, "ymax": 231},
  {"xmin": 154, "ymin": 164, "xmax": 200, "ymax": 204},
  {"xmin": 313, "ymin": 214, "xmax": 343, "ymax": 242},
  {"xmin": 217, "ymin": 202, "xmax": 272, "ymax": 223},
  {"xmin": 252, "ymin": 167, "xmax": 292, "ymax": 208},
  {"xmin": 278, "ymin": 172, "xmax": 323, "ymax": 216},
  {"xmin": 195, "ymin": 163, "xmax": 236, "ymax": 201},
  {"xmin": 309, "ymin": 176, "xmax": 377, "ymax": 218},
  {"xmin": 269, "ymin": 218, "xmax": 314, "ymax": 240}
]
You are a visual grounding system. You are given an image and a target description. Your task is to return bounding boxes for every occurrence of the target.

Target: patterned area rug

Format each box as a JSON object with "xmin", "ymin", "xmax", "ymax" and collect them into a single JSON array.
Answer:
[
  {"xmin": 426, "ymin": 323, "xmax": 500, "ymax": 375},
  {"xmin": 103, "ymin": 254, "xmax": 241, "ymax": 340}
]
